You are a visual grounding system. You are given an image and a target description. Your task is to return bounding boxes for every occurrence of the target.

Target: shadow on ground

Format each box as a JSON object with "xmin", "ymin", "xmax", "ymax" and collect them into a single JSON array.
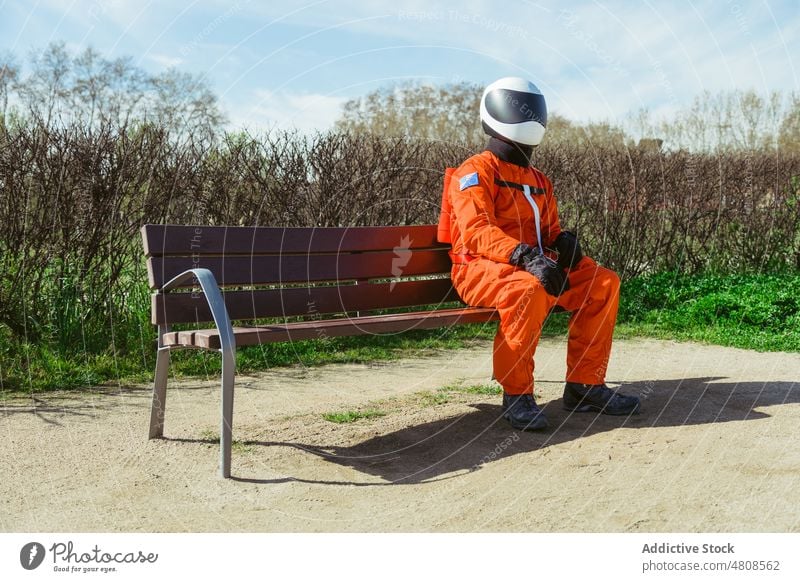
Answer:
[
  {"xmin": 218, "ymin": 377, "xmax": 798, "ymax": 484},
  {"xmin": 0, "ymin": 389, "xmax": 149, "ymax": 427}
]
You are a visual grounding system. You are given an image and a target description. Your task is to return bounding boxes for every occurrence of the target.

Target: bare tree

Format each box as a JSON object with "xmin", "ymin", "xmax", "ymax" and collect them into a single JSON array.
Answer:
[
  {"xmin": 635, "ymin": 89, "xmax": 792, "ymax": 152},
  {"xmin": 335, "ymin": 81, "xmax": 484, "ymax": 144},
  {"xmin": 18, "ymin": 42, "xmax": 72, "ymax": 125},
  {"xmin": 545, "ymin": 114, "xmax": 627, "ymax": 146},
  {"xmin": 5, "ymin": 42, "xmax": 224, "ymax": 141},
  {"xmin": 0, "ymin": 52, "xmax": 18, "ymax": 122},
  {"xmin": 335, "ymin": 80, "xmax": 631, "ymax": 149},
  {"xmin": 147, "ymin": 68, "xmax": 227, "ymax": 144},
  {"xmin": 778, "ymin": 93, "xmax": 800, "ymax": 153}
]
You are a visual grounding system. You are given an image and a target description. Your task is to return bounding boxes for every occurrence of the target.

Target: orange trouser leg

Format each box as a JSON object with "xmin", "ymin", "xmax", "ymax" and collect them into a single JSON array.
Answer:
[
  {"xmin": 555, "ymin": 257, "xmax": 621, "ymax": 385},
  {"xmin": 452, "ymin": 260, "xmax": 555, "ymax": 395}
]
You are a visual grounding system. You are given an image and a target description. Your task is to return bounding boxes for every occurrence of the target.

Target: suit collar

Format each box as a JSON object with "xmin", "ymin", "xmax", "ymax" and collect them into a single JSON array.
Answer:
[{"xmin": 486, "ymin": 137, "xmax": 532, "ymax": 167}]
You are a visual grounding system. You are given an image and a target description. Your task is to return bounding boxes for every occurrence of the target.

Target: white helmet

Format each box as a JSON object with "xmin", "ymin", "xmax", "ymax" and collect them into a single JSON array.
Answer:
[{"xmin": 480, "ymin": 77, "xmax": 547, "ymax": 146}]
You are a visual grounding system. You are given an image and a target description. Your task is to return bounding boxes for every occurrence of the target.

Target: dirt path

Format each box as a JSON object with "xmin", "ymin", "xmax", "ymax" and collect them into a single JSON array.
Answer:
[{"xmin": 2, "ymin": 338, "xmax": 799, "ymax": 532}]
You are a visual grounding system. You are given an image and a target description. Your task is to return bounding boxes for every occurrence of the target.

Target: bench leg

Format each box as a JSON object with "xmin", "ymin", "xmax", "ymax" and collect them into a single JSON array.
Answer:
[
  {"xmin": 149, "ymin": 346, "xmax": 171, "ymax": 439},
  {"xmin": 219, "ymin": 348, "xmax": 236, "ymax": 478}
]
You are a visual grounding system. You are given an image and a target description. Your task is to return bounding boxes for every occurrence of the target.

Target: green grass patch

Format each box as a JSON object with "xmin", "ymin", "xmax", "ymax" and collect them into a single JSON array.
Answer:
[
  {"xmin": 0, "ymin": 316, "xmax": 499, "ymax": 393},
  {"xmin": 617, "ymin": 272, "xmax": 800, "ymax": 352},
  {"xmin": 4, "ymin": 271, "xmax": 799, "ymax": 394},
  {"xmin": 197, "ymin": 429, "xmax": 252, "ymax": 453},
  {"xmin": 172, "ymin": 319, "xmax": 500, "ymax": 378},
  {"xmin": 458, "ymin": 383, "xmax": 503, "ymax": 396},
  {"xmin": 322, "ymin": 409, "xmax": 387, "ymax": 423},
  {"xmin": 437, "ymin": 379, "xmax": 502, "ymax": 396},
  {"xmin": 419, "ymin": 390, "xmax": 451, "ymax": 406}
]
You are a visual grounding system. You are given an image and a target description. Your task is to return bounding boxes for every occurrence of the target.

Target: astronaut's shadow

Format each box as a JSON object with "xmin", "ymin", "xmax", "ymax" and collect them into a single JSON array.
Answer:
[{"xmin": 285, "ymin": 377, "xmax": 798, "ymax": 484}]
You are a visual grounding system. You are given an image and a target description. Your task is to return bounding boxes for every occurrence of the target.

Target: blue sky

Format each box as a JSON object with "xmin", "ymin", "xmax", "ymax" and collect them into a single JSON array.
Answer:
[{"xmin": 1, "ymin": 0, "xmax": 798, "ymax": 132}]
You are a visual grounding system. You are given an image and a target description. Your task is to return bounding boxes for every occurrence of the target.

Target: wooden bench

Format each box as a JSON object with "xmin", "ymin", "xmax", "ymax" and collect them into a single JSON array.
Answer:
[{"xmin": 141, "ymin": 224, "xmax": 501, "ymax": 478}]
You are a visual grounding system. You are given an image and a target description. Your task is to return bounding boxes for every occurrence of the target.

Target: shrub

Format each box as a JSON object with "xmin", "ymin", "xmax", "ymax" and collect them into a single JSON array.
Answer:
[{"xmin": 1, "ymin": 122, "xmax": 799, "ymax": 389}]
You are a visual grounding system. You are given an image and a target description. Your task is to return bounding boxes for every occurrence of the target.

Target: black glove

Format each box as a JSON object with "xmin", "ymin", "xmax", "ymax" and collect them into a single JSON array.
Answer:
[
  {"xmin": 509, "ymin": 242, "xmax": 538, "ymax": 266},
  {"xmin": 554, "ymin": 231, "xmax": 583, "ymax": 269},
  {"xmin": 523, "ymin": 253, "xmax": 570, "ymax": 296},
  {"xmin": 509, "ymin": 243, "xmax": 569, "ymax": 296}
]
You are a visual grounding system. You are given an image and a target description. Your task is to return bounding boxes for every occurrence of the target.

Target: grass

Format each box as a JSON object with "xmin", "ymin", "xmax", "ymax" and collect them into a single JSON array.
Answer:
[
  {"xmin": 419, "ymin": 390, "xmax": 452, "ymax": 406},
  {"xmin": 0, "ymin": 308, "xmax": 500, "ymax": 393},
  {"xmin": 416, "ymin": 381, "xmax": 503, "ymax": 406},
  {"xmin": 2, "ymin": 272, "xmax": 799, "ymax": 393},
  {"xmin": 436, "ymin": 380, "xmax": 503, "ymax": 396},
  {"xmin": 321, "ymin": 382, "xmax": 504, "ymax": 423},
  {"xmin": 198, "ymin": 429, "xmax": 253, "ymax": 453},
  {"xmin": 615, "ymin": 272, "xmax": 800, "ymax": 352},
  {"xmin": 322, "ymin": 409, "xmax": 387, "ymax": 424},
  {"xmin": 319, "ymin": 382, "xmax": 502, "ymax": 419},
  {"xmin": 458, "ymin": 383, "xmax": 503, "ymax": 396}
]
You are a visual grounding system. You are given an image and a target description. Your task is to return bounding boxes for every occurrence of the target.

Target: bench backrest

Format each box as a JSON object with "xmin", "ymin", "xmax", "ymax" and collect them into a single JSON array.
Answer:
[{"xmin": 141, "ymin": 224, "xmax": 460, "ymax": 326}]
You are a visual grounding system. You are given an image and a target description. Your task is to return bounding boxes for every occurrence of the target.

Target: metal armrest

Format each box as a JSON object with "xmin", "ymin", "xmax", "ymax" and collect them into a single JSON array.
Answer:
[
  {"xmin": 160, "ymin": 268, "xmax": 235, "ymax": 355},
  {"xmin": 157, "ymin": 267, "xmax": 237, "ymax": 477}
]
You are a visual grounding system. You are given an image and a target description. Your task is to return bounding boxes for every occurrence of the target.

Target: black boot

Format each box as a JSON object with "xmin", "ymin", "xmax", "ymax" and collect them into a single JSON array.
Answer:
[
  {"xmin": 563, "ymin": 383, "xmax": 640, "ymax": 415},
  {"xmin": 502, "ymin": 393, "xmax": 549, "ymax": 430}
]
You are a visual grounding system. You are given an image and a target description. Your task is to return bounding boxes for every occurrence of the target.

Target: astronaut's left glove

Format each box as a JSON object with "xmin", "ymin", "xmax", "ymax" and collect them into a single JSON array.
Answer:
[{"xmin": 554, "ymin": 231, "xmax": 583, "ymax": 269}]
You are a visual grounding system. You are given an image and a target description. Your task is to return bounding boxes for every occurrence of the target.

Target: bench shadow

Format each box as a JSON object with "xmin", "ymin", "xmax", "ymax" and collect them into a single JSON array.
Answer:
[
  {"xmin": 223, "ymin": 377, "xmax": 798, "ymax": 484},
  {"xmin": 0, "ymin": 391, "xmax": 145, "ymax": 427}
]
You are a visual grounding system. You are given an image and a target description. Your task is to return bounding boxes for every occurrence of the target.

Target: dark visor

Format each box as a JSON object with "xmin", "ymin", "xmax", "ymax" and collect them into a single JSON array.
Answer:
[{"xmin": 484, "ymin": 89, "xmax": 547, "ymax": 127}]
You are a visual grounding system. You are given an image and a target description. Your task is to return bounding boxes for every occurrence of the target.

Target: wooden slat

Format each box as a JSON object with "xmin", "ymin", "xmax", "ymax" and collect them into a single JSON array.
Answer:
[
  {"xmin": 162, "ymin": 307, "xmax": 500, "ymax": 349},
  {"xmin": 147, "ymin": 248, "xmax": 451, "ymax": 289},
  {"xmin": 151, "ymin": 278, "xmax": 461, "ymax": 324},
  {"xmin": 141, "ymin": 224, "xmax": 443, "ymax": 257}
]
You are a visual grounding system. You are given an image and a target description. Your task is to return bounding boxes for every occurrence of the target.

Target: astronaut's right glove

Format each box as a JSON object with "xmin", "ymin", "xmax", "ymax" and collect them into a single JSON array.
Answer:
[
  {"xmin": 509, "ymin": 243, "xmax": 570, "ymax": 296},
  {"xmin": 509, "ymin": 242, "xmax": 538, "ymax": 266}
]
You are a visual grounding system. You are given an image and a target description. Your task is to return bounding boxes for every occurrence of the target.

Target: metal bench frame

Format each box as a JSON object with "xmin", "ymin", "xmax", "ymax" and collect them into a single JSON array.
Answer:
[
  {"xmin": 141, "ymin": 224, "xmax": 499, "ymax": 478},
  {"xmin": 149, "ymin": 268, "xmax": 237, "ymax": 476}
]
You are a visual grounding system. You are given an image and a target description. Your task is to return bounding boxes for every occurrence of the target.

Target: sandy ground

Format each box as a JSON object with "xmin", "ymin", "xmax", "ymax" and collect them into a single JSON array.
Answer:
[{"xmin": 2, "ymin": 337, "xmax": 799, "ymax": 532}]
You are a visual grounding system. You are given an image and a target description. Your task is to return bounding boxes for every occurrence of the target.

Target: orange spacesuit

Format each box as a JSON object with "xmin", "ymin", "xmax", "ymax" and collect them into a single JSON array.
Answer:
[{"xmin": 444, "ymin": 148, "xmax": 620, "ymax": 397}]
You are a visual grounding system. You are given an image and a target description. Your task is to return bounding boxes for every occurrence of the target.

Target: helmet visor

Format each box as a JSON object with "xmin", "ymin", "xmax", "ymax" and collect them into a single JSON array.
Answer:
[{"xmin": 484, "ymin": 89, "xmax": 547, "ymax": 127}]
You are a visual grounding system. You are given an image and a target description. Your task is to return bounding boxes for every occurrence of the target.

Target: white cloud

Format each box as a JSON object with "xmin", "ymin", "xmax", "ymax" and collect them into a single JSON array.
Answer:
[
  {"xmin": 217, "ymin": 0, "xmax": 798, "ymax": 128},
  {"xmin": 228, "ymin": 89, "xmax": 348, "ymax": 133},
  {"xmin": 7, "ymin": 0, "xmax": 798, "ymax": 130},
  {"xmin": 147, "ymin": 53, "xmax": 183, "ymax": 68}
]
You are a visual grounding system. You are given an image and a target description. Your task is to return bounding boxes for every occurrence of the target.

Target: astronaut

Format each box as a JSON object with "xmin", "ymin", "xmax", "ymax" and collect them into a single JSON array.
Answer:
[{"xmin": 442, "ymin": 77, "xmax": 640, "ymax": 430}]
